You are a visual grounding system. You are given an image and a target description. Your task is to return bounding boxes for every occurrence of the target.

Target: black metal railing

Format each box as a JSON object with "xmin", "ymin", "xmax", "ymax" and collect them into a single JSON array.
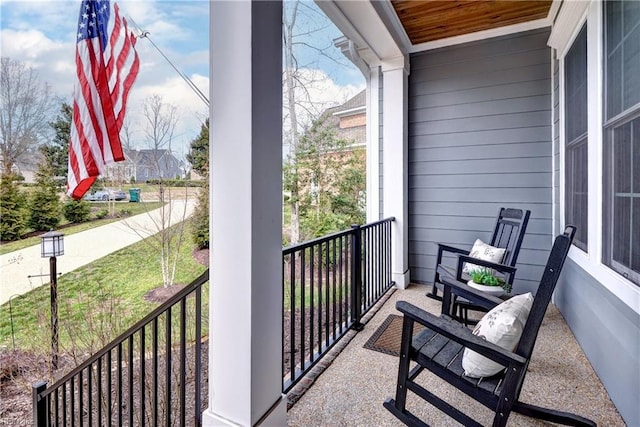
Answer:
[
  {"xmin": 282, "ymin": 217, "xmax": 395, "ymax": 392},
  {"xmin": 33, "ymin": 270, "xmax": 209, "ymax": 427},
  {"xmin": 32, "ymin": 218, "xmax": 395, "ymax": 423}
]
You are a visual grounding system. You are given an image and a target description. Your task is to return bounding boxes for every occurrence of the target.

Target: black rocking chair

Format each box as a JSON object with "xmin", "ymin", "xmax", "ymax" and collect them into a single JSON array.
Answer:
[
  {"xmin": 384, "ymin": 226, "xmax": 596, "ymax": 427},
  {"xmin": 427, "ymin": 207, "xmax": 530, "ymax": 322}
]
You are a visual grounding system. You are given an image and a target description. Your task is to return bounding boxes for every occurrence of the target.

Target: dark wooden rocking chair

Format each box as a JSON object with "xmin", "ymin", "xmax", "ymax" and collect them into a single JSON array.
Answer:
[
  {"xmin": 427, "ymin": 207, "xmax": 530, "ymax": 322},
  {"xmin": 384, "ymin": 226, "xmax": 596, "ymax": 427}
]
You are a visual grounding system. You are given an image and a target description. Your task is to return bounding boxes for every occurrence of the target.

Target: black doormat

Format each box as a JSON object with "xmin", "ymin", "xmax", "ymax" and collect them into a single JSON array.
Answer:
[{"xmin": 363, "ymin": 314, "xmax": 425, "ymax": 357}]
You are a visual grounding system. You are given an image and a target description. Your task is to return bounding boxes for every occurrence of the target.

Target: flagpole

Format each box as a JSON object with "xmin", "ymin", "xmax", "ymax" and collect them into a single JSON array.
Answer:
[{"xmin": 128, "ymin": 17, "xmax": 210, "ymax": 107}]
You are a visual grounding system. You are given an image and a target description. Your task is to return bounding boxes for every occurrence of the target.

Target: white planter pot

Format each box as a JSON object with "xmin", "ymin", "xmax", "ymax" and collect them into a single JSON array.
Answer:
[{"xmin": 467, "ymin": 280, "xmax": 505, "ymax": 297}]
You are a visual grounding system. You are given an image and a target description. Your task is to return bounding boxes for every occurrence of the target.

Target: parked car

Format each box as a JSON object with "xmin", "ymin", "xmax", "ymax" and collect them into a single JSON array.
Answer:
[{"xmin": 84, "ymin": 189, "xmax": 127, "ymax": 201}]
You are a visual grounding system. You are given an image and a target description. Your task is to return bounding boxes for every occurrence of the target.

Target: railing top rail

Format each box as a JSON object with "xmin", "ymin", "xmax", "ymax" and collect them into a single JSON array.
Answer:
[
  {"xmin": 282, "ymin": 228, "xmax": 353, "ymax": 255},
  {"xmin": 359, "ymin": 217, "xmax": 395, "ymax": 230},
  {"xmin": 39, "ymin": 269, "xmax": 210, "ymax": 398},
  {"xmin": 282, "ymin": 217, "xmax": 396, "ymax": 255}
]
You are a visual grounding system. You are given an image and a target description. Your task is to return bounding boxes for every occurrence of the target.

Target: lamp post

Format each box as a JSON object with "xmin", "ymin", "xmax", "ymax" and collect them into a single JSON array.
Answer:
[{"xmin": 41, "ymin": 230, "xmax": 64, "ymax": 370}]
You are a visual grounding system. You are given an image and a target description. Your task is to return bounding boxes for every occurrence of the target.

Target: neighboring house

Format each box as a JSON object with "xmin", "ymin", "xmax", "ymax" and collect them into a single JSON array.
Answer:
[
  {"xmin": 0, "ymin": 152, "xmax": 42, "ymax": 183},
  {"xmin": 104, "ymin": 149, "xmax": 182, "ymax": 183},
  {"xmin": 323, "ymin": 89, "xmax": 366, "ymax": 148}
]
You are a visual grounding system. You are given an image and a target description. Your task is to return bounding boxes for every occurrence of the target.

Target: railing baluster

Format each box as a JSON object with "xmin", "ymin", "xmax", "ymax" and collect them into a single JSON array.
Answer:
[
  {"xmin": 318, "ymin": 242, "xmax": 323, "ymax": 353},
  {"xmin": 117, "ymin": 343, "xmax": 122, "ymax": 426},
  {"xmin": 86, "ymin": 365, "xmax": 90, "ymax": 427},
  {"xmin": 152, "ymin": 317, "xmax": 158, "ymax": 427},
  {"xmin": 325, "ymin": 240, "xmax": 330, "ymax": 348},
  {"xmin": 97, "ymin": 357, "xmax": 102, "ymax": 426},
  {"xmin": 55, "ymin": 385, "xmax": 59, "ymax": 425},
  {"xmin": 165, "ymin": 308, "xmax": 172, "ymax": 427},
  {"xmin": 180, "ymin": 298, "xmax": 187, "ymax": 426},
  {"xmin": 332, "ymin": 238, "xmax": 337, "ymax": 341},
  {"xmin": 195, "ymin": 286, "xmax": 202, "ymax": 427},
  {"xmin": 140, "ymin": 327, "xmax": 146, "ymax": 427},
  {"xmin": 70, "ymin": 374, "xmax": 75, "ymax": 427},
  {"xmin": 309, "ymin": 245, "xmax": 314, "ymax": 364},
  {"xmin": 62, "ymin": 382, "xmax": 67, "ymax": 427},
  {"xmin": 128, "ymin": 335, "xmax": 134, "ymax": 427},
  {"xmin": 300, "ymin": 248, "xmax": 306, "ymax": 376},
  {"xmin": 77, "ymin": 371, "xmax": 82, "ymax": 427},
  {"xmin": 106, "ymin": 350, "xmax": 112, "ymax": 424}
]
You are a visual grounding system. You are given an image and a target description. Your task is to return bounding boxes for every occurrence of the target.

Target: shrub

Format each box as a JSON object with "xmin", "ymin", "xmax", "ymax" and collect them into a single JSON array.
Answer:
[
  {"xmin": 0, "ymin": 174, "xmax": 27, "ymax": 241},
  {"xmin": 95, "ymin": 209, "xmax": 108, "ymax": 219},
  {"xmin": 62, "ymin": 199, "xmax": 91, "ymax": 223}
]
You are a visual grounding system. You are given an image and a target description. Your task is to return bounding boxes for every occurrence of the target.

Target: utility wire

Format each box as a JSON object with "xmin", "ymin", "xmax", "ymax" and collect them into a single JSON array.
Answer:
[{"xmin": 128, "ymin": 16, "xmax": 209, "ymax": 107}]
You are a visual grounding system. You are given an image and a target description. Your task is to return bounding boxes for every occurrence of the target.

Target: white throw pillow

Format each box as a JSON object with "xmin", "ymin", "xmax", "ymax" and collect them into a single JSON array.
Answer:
[
  {"xmin": 461, "ymin": 292, "xmax": 534, "ymax": 378},
  {"xmin": 462, "ymin": 239, "xmax": 507, "ymax": 274}
]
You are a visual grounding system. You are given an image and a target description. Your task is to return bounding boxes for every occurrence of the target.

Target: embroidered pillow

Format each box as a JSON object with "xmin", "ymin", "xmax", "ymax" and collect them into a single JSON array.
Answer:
[
  {"xmin": 461, "ymin": 292, "xmax": 534, "ymax": 378},
  {"xmin": 462, "ymin": 239, "xmax": 507, "ymax": 274}
]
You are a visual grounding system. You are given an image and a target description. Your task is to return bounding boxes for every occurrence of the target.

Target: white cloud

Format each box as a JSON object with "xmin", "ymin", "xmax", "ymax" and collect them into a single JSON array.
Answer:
[{"xmin": 1, "ymin": 0, "xmax": 365, "ymax": 163}]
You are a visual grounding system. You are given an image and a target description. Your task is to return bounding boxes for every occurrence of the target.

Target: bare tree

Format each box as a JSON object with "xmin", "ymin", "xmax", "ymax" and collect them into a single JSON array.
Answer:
[
  {"xmin": 127, "ymin": 94, "xmax": 187, "ymax": 288},
  {"xmin": 0, "ymin": 57, "xmax": 56, "ymax": 175}
]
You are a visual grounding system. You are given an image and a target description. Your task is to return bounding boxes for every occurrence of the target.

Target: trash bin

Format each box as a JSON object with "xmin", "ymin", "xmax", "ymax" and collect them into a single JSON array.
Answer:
[{"xmin": 129, "ymin": 188, "xmax": 141, "ymax": 202}]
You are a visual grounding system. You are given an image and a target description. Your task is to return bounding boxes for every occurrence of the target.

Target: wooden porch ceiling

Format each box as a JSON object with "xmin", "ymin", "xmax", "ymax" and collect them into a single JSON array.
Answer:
[{"xmin": 391, "ymin": 0, "xmax": 553, "ymax": 44}]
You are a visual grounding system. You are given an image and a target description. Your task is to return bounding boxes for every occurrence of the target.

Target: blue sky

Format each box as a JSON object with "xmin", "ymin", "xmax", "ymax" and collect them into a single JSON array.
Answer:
[{"xmin": 0, "ymin": 0, "xmax": 364, "ymax": 158}]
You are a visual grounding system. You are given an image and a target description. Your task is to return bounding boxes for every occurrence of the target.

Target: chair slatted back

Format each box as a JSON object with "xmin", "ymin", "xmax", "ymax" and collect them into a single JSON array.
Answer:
[
  {"xmin": 489, "ymin": 208, "xmax": 531, "ymax": 267},
  {"xmin": 516, "ymin": 226, "xmax": 575, "ymax": 359}
]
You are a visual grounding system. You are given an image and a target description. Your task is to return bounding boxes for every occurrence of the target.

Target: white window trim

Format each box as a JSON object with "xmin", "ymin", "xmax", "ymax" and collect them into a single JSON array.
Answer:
[{"xmin": 555, "ymin": 1, "xmax": 640, "ymax": 313}]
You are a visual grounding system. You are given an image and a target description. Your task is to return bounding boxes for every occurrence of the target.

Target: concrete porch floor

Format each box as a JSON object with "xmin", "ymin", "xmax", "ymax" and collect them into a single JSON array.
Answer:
[{"xmin": 286, "ymin": 284, "xmax": 625, "ymax": 426}]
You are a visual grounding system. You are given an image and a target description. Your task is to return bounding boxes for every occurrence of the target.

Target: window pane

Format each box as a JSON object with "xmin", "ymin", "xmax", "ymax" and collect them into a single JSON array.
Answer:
[
  {"xmin": 607, "ymin": 0, "xmax": 623, "ymax": 53},
  {"xmin": 634, "ymin": 118, "xmax": 640, "ymax": 192},
  {"xmin": 633, "ymin": 198, "xmax": 640, "ymax": 272},
  {"xmin": 613, "ymin": 196, "xmax": 631, "ymax": 265},
  {"xmin": 614, "ymin": 122, "xmax": 631, "ymax": 193},
  {"xmin": 624, "ymin": 0, "xmax": 640, "ymax": 34},
  {"xmin": 607, "ymin": 48, "xmax": 623, "ymax": 118},
  {"xmin": 566, "ymin": 25, "xmax": 588, "ymax": 140},
  {"xmin": 623, "ymin": 25, "xmax": 640, "ymax": 111}
]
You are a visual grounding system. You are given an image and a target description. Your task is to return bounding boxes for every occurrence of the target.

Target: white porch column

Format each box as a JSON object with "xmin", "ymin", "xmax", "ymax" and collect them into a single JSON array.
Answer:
[
  {"xmin": 382, "ymin": 56, "xmax": 410, "ymax": 289},
  {"xmin": 204, "ymin": 2, "xmax": 286, "ymax": 426}
]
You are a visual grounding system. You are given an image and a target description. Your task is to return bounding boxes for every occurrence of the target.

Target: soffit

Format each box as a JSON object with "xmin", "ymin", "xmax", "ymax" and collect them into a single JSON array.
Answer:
[{"xmin": 390, "ymin": 0, "xmax": 553, "ymax": 45}]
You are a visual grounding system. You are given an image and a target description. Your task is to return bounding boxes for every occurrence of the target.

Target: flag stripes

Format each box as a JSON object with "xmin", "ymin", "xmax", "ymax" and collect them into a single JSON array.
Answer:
[{"xmin": 67, "ymin": 0, "xmax": 139, "ymax": 199}]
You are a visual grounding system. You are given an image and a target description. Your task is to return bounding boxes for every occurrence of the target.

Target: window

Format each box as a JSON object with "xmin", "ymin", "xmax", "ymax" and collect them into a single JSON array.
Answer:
[
  {"xmin": 565, "ymin": 24, "xmax": 588, "ymax": 251},
  {"xmin": 603, "ymin": 1, "xmax": 640, "ymax": 285}
]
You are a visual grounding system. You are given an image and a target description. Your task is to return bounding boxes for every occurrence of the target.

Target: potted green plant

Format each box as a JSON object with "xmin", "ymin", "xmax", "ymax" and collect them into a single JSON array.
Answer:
[{"xmin": 467, "ymin": 268, "xmax": 508, "ymax": 296}]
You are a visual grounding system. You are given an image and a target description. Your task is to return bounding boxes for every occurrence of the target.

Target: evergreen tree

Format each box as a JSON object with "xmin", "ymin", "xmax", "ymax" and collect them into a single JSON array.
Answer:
[
  {"xmin": 41, "ymin": 102, "xmax": 72, "ymax": 179},
  {"xmin": 186, "ymin": 119, "xmax": 209, "ymax": 176},
  {"xmin": 188, "ymin": 119, "xmax": 210, "ymax": 248},
  {"xmin": 0, "ymin": 173, "xmax": 26, "ymax": 241},
  {"xmin": 27, "ymin": 161, "xmax": 61, "ymax": 231}
]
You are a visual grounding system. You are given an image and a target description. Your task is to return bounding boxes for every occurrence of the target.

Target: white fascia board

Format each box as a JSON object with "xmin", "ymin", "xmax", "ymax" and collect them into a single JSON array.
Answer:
[
  {"xmin": 410, "ymin": 18, "xmax": 552, "ymax": 53},
  {"xmin": 333, "ymin": 106, "xmax": 366, "ymax": 118},
  {"xmin": 548, "ymin": 0, "xmax": 590, "ymax": 56},
  {"xmin": 316, "ymin": 1, "xmax": 403, "ymax": 62}
]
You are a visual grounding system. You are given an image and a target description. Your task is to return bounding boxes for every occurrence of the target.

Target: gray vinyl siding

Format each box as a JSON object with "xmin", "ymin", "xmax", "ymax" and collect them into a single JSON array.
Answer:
[
  {"xmin": 555, "ymin": 261, "xmax": 640, "ymax": 427},
  {"xmin": 379, "ymin": 71, "xmax": 384, "ymax": 218},
  {"xmin": 553, "ymin": 55, "xmax": 560, "ymax": 236},
  {"xmin": 407, "ymin": 29, "xmax": 553, "ymax": 294}
]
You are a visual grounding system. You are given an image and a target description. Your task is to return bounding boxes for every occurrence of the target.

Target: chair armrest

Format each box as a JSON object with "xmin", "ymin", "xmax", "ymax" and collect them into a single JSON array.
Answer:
[
  {"xmin": 440, "ymin": 275, "xmax": 504, "ymax": 311},
  {"xmin": 396, "ymin": 300, "xmax": 527, "ymax": 368},
  {"xmin": 437, "ymin": 243, "xmax": 469, "ymax": 258}
]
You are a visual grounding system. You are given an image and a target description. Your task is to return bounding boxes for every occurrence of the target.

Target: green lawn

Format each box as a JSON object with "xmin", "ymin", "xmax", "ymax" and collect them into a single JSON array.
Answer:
[
  {"xmin": 0, "ymin": 226, "xmax": 208, "ymax": 353},
  {"xmin": 0, "ymin": 201, "xmax": 163, "ymax": 255}
]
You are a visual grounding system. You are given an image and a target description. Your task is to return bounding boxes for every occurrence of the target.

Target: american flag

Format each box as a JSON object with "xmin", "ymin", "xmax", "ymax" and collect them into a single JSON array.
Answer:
[{"xmin": 67, "ymin": 0, "xmax": 139, "ymax": 199}]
